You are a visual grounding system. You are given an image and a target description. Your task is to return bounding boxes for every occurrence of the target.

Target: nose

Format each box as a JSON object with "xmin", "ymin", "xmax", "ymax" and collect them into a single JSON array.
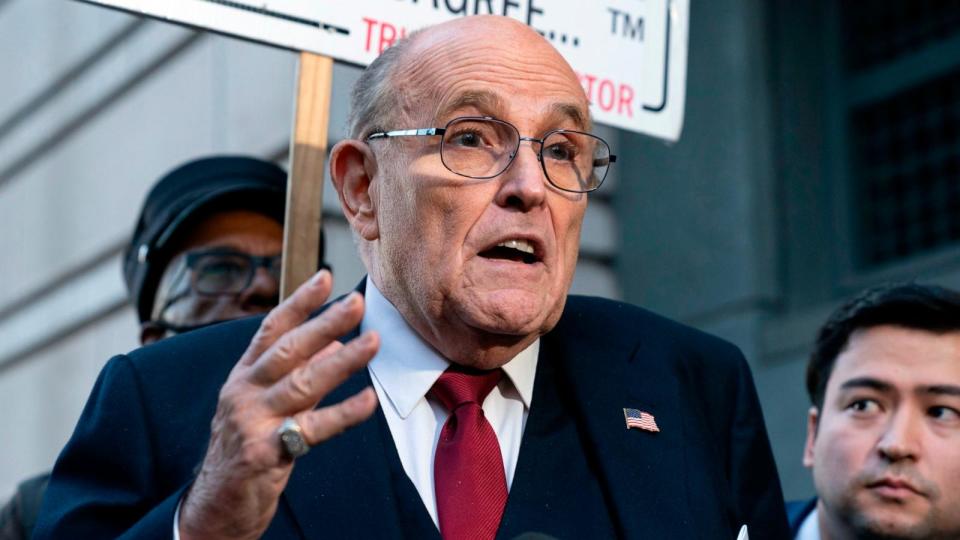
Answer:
[
  {"xmin": 494, "ymin": 140, "xmax": 547, "ymax": 210},
  {"xmin": 239, "ymin": 266, "xmax": 280, "ymax": 312},
  {"xmin": 876, "ymin": 408, "xmax": 921, "ymax": 463}
]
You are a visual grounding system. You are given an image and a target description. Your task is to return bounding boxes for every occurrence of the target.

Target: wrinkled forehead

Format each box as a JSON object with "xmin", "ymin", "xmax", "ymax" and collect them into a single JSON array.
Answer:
[
  {"xmin": 432, "ymin": 89, "xmax": 591, "ymax": 132},
  {"xmin": 396, "ymin": 18, "xmax": 590, "ymax": 129}
]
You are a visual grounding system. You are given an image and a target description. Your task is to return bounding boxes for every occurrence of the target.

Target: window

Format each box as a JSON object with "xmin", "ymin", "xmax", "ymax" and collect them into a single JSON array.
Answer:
[{"xmin": 841, "ymin": 1, "xmax": 960, "ymax": 269}]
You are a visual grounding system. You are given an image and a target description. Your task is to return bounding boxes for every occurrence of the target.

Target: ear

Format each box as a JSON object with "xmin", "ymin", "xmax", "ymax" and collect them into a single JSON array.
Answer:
[
  {"xmin": 330, "ymin": 139, "xmax": 379, "ymax": 241},
  {"xmin": 802, "ymin": 406, "xmax": 819, "ymax": 468},
  {"xmin": 140, "ymin": 321, "xmax": 166, "ymax": 345}
]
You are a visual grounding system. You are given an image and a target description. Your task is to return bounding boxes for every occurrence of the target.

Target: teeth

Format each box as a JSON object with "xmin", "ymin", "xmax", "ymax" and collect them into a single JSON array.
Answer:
[{"xmin": 497, "ymin": 239, "xmax": 535, "ymax": 255}]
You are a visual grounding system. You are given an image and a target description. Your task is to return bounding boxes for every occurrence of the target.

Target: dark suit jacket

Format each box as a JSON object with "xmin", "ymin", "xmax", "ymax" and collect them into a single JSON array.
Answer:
[
  {"xmin": 786, "ymin": 498, "xmax": 817, "ymax": 538},
  {"xmin": 35, "ymin": 295, "xmax": 789, "ymax": 539}
]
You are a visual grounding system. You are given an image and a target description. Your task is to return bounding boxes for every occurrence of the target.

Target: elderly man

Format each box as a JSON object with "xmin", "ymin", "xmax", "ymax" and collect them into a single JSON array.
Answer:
[
  {"xmin": 36, "ymin": 16, "xmax": 788, "ymax": 539},
  {"xmin": 791, "ymin": 283, "xmax": 960, "ymax": 539}
]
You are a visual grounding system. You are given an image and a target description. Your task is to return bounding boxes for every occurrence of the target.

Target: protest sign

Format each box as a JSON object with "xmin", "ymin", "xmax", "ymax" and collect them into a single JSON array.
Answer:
[{"xmin": 81, "ymin": 0, "xmax": 689, "ymax": 140}]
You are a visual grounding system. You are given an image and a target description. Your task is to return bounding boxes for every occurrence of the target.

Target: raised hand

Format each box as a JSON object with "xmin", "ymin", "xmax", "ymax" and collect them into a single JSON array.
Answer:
[{"xmin": 178, "ymin": 270, "xmax": 379, "ymax": 540}]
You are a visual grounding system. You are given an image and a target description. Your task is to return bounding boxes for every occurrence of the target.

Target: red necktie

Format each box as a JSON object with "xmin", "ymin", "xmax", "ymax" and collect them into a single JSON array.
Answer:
[{"xmin": 430, "ymin": 366, "xmax": 508, "ymax": 540}]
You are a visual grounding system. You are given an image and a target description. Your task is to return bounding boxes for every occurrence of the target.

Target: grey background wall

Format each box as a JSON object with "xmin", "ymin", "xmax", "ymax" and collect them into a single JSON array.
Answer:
[{"xmin": 3, "ymin": 0, "xmax": 960, "ymax": 507}]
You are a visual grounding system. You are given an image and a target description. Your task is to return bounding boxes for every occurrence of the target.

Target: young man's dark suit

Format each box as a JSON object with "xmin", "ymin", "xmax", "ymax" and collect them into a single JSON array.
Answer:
[{"xmin": 35, "ymin": 292, "xmax": 790, "ymax": 539}]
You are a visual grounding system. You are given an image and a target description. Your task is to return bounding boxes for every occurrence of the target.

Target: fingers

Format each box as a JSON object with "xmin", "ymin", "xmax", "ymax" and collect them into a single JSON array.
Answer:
[
  {"xmin": 240, "ymin": 269, "xmax": 333, "ymax": 367},
  {"xmin": 264, "ymin": 331, "xmax": 379, "ymax": 414},
  {"xmin": 297, "ymin": 386, "xmax": 379, "ymax": 446},
  {"xmin": 249, "ymin": 291, "xmax": 366, "ymax": 384}
]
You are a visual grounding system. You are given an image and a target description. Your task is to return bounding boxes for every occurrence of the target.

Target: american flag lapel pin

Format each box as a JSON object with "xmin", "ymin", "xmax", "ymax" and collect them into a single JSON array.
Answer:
[{"xmin": 623, "ymin": 408, "xmax": 660, "ymax": 433}]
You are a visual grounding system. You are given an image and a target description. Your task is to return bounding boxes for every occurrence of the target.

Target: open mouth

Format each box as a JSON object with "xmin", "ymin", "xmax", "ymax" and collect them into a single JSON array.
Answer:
[{"xmin": 478, "ymin": 239, "xmax": 541, "ymax": 265}]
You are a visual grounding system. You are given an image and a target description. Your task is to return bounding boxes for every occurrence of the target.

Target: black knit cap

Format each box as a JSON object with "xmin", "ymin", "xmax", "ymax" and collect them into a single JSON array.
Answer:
[{"xmin": 123, "ymin": 156, "xmax": 288, "ymax": 323}]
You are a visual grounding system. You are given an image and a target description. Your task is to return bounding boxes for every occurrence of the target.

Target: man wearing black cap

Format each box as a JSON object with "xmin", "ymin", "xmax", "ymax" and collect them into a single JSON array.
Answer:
[
  {"xmin": 0, "ymin": 155, "xmax": 322, "ymax": 540},
  {"xmin": 124, "ymin": 155, "xmax": 302, "ymax": 343}
]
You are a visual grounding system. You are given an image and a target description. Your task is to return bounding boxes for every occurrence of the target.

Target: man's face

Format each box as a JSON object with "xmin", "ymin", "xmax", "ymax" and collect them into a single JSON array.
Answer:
[
  {"xmin": 803, "ymin": 325, "xmax": 960, "ymax": 539},
  {"xmin": 144, "ymin": 209, "xmax": 283, "ymax": 344},
  {"xmin": 362, "ymin": 18, "xmax": 590, "ymax": 367}
]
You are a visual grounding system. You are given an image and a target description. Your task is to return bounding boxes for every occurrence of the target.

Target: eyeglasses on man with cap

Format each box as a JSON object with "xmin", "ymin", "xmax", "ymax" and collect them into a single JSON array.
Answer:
[{"xmin": 152, "ymin": 247, "xmax": 284, "ymax": 334}]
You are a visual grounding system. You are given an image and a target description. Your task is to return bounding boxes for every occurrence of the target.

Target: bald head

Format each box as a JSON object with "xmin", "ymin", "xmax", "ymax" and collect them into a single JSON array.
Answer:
[
  {"xmin": 348, "ymin": 16, "xmax": 587, "ymax": 139},
  {"xmin": 402, "ymin": 16, "xmax": 586, "ymax": 126}
]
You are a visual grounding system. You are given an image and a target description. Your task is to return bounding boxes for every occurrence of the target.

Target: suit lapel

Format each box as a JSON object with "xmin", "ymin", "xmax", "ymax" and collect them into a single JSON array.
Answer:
[
  {"xmin": 497, "ymin": 338, "xmax": 619, "ymax": 538},
  {"xmin": 280, "ymin": 337, "xmax": 404, "ymax": 539},
  {"xmin": 280, "ymin": 284, "xmax": 438, "ymax": 540},
  {"xmin": 279, "ymin": 293, "xmax": 401, "ymax": 540},
  {"xmin": 544, "ymin": 317, "xmax": 692, "ymax": 538}
]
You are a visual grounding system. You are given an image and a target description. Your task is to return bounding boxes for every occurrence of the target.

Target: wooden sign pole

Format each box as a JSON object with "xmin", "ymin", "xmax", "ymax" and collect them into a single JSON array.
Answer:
[{"xmin": 280, "ymin": 51, "xmax": 334, "ymax": 300}]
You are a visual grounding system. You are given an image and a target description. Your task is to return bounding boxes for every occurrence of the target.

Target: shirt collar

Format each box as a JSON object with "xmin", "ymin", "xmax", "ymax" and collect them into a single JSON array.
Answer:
[
  {"xmin": 796, "ymin": 507, "xmax": 821, "ymax": 540},
  {"xmin": 363, "ymin": 277, "xmax": 538, "ymax": 419}
]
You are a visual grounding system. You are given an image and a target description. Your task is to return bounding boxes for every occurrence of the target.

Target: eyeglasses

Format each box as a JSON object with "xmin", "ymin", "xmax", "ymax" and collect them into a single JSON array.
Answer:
[
  {"xmin": 158, "ymin": 247, "xmax": 282, "ymax": 310},
  {"xmin": 151, "ymin": 247, "xmax": 283, "ymax": 332},
  {"xmin": 366, "ymin": 116, "xmax": 616, "ymax": 193},
  {"xmin": 183, "ymin": 247, "xmax": 282, "ymax": 295}
]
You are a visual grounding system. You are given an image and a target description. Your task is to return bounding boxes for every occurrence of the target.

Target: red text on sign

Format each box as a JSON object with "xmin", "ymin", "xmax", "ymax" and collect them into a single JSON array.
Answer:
[
  {"xmin": 577, "ymin": 72, "xmax": 634, "ymax": 118},
  {"xmin": 362, "ymin": 17, "xmax": 408, "ymax": 54}
]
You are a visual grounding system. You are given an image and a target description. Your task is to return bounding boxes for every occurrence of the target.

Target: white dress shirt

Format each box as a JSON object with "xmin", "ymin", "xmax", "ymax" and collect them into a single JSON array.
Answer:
[
  {"xmin": 175, "ymin": 279, "xmax": 538, "ymax": 538},
  {"xmin": 796, "ymin": 507, "xmax": 820, "ymax": 540},
  {"xmin": 364, "ymin": 278, "xmax": 538, "ymax": 527}
]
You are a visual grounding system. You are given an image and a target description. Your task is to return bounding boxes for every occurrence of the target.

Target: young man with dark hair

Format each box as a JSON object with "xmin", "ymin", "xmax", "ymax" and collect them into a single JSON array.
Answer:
[{"xmin": 792, "ymin": 283, "xmax": 960, "ymax": 539}]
